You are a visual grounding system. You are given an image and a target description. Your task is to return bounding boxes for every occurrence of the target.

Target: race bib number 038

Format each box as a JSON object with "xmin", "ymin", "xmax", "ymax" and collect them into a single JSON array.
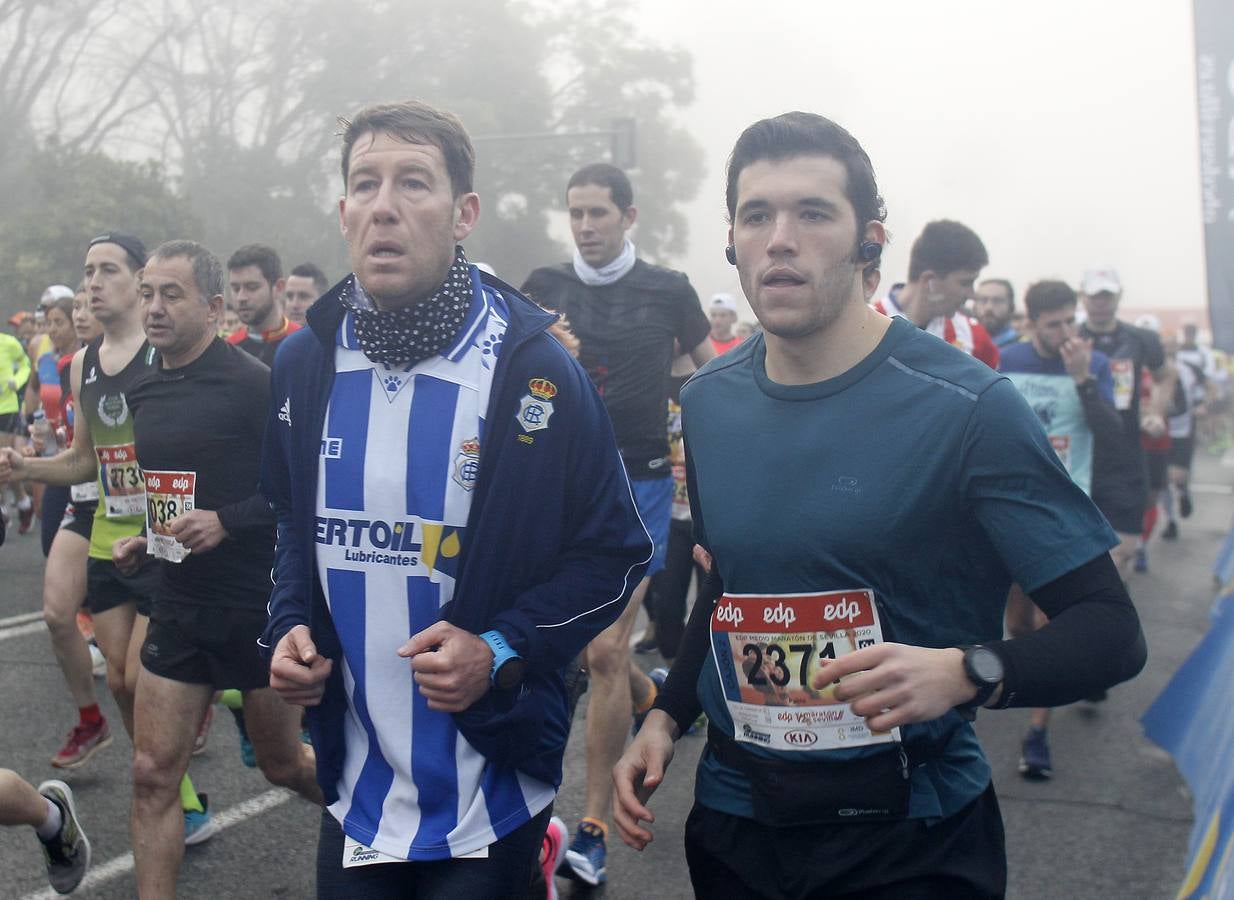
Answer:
[
  {"xmin": 96, "ymin": 443, "xmax": 144, "ymax": 518},
  {"xmin": 710, "ymin": 589, "xmax": 899, "ymax": 752},
  {"xmin": 144, "ymin": 470, "xmax": 195, "ymax": 563}
]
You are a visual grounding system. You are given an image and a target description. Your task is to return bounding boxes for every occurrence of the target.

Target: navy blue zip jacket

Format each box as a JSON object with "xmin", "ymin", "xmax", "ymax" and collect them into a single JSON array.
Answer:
[{"xmin": 259, "ymin": 267, "xmax": 651, "ymax": 801}]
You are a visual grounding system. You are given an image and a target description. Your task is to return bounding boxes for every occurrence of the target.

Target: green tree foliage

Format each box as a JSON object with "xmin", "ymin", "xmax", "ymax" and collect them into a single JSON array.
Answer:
[
  {"xmin": 0, "ymin": 143, "xmax": 200, "ymax": 316},
  {"xmin": 1, "ymin": 0, "xmax": 702, "ymax": 296}
]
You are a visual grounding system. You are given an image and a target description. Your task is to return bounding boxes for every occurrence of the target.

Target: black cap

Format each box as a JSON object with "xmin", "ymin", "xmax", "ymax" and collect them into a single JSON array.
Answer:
[{"xmin": 88, "ymin": 232, "xmax": 147, "ymax": 270}]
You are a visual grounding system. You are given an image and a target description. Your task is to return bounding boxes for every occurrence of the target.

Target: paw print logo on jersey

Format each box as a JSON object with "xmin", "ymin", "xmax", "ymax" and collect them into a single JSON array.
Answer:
[
  {"xmin": 479, "ymin": 330, "xmax": 503, "ymax": 371},
  {"xmin": 375, "ymin": 368, "xmax": 413, "ymax": 404}
]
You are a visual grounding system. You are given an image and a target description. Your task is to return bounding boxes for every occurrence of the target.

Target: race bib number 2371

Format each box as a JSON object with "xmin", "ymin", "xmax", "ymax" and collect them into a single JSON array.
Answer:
[{"xmin": 710, "ymin": 589, "xmax": 899, "ymax": 752}]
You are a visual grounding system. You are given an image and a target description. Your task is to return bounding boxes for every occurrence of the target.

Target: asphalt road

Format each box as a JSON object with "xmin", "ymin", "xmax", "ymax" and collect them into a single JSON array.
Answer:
[{"xmin": 0, "ymin": 453, "xmax": 1229, "ymax": 899}]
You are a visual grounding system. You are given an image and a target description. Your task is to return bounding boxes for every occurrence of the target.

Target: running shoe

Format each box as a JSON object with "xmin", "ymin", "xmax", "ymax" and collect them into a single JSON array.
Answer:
[
  {"xmin": 192, "ymin": 705, "xmax": 213, "ymax": 756},
  {"xmin": 1180, "ymin": 490, "xmax": 1193, "ymax": 518},
  {"xmin": 37, "ymin": 780, "xmax": 91, "ymax": 894},
  {"xmin": 51, "ymin": 719, "xmax": 112, "ymax": 769},
  {"xmin": 89, "ymin": 642, "xmax": 106, "ymax": 678},
  {"xmin": 560, "ymin": 821, "xmax": 606, "ymax": 885},
  {"xmin": 239, "ymin": 735, "xmax": 256, "ymax": 768},
  {"xmin": 1161, "ymin": 520, "xmax": 1179, "ymax": 541},
  {"xmin": 631, "ymin": 667, "xmax": 669, "ymax": 735},
  {"xmin": 227, "ymin": 706, "xmax": 257, "ymax": 768},
  {"xmin": 17, "ymin": 498, "xmax": 34, "ymax": 535},
  {"xmin": 1134, "ymin": 546, "xmax": 1148, "ymax": 573},
  {"xmin": 1018, "ymin": 728, "xmax": 1053, "ymax": 780},
  {"xmin": 183, "ymin": 793, "xmax": 218, "ymax": 846},
  {"xmin": 541, "ymin": 816, "xmax": 567, "ymax": 900}
]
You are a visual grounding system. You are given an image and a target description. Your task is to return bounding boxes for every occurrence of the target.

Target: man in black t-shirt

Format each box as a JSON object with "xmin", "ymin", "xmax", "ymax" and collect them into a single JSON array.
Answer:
[
  {"xmin": 1079, "ymin": 267, "xmax": 1175, "ymax": 578},
  {"xmin": 225, "ymin": 243, "xmax": 302, "ymax": 366},
  {"xmin": 522, "ymin": 163, "xmax": 713, "ymax": 885},
  {"xmin": 113, "ymin": 240, "xmax": 322, "ymax": 898}
]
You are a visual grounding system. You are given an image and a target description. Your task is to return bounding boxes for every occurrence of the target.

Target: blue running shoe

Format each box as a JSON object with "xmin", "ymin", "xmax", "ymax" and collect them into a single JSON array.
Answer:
[
  {"xmin": 632, "ymin": 667, "xmax": 669, "ymax": 736},
  {"xmin": 1134, "ymin": 546, "xmax": 1148, "ymax": 573},
  {"xmin": 1018, "ymin": 728, "xmax": 1053, "ymax": 780},
  {"xmin": 239, "ymin": 734, "xmax": 256, "ymax": 768},
  {"xmin": 184, "ymin": 793, "xmax": 219, "ymax": 846},
  {"xmin": 560, "ymin": 820, "xmax": 606, "ymax": 885}
]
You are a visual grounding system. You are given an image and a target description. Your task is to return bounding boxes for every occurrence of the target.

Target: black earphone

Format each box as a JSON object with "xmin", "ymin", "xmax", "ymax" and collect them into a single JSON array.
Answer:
[
  {"xmin": 726, "ymin": 241, "xmax": 880, "ymax": 266},
  {"xmin": 858, "ymin": 240, "xmax": 882, "ymax": 262}
]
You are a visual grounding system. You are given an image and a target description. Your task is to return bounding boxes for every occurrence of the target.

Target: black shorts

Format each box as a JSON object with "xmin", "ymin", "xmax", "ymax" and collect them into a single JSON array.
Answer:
[
  {"xmin": 0, "ymin": 412, "xmax": 19, "ymax": 435},
  {"xmin": 58, "ymin": 500, "xmax": 96, "ymax": 541},
  {"xmin": 1145, "ymin": 449, "xmax": 1169, "ymax": 491},
  {"xmin": 685, "ymin": 784, "xmax": 1006, "ymax": 899},
  {"xmin": 1168, "ymin": 437, "xmax": 1195, "ymax": 471},
  {"xmin": 86, "ymin": 557, "xmax": 157, "ymax": 616},
  {"xmin": 141, "ymin": 600, "xmax": 270, "ymax": 690}
]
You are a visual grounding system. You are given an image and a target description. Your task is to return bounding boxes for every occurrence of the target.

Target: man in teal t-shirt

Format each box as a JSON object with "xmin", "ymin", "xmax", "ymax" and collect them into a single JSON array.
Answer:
[
  {"xmin": 613, "ymin": 112, "xmax": 1147, "ymax": 899},
  {"xmin": 999, "ymin": 279, "xmax": 1123, "ymax": 781}
]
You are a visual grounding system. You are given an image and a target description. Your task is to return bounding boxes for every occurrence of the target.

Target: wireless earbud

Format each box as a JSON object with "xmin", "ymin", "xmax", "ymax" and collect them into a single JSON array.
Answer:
[
  {"xmin": 725, "ymin": 245, "xmax": 737, "ymax": 265},
  {"xmin": 858, "ymin": 240, "xmax": 882, "ymax": 262}
]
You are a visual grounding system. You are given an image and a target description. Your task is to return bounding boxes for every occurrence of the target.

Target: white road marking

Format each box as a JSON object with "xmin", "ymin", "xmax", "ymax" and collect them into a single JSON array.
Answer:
[
  {"xmin": 1190, "ymin": 482, "xmax": 1234, "ymax": 495},
  {"xmin": 0, "ymin": 621, "xmax": 47, "ymax": 642},
  {"xmin": 20, "ymin": 788, "xmax": 294, "ymax": 900},
  {"xmin": 0, "ymin": 610, "xmax": 44, "ymax": 628}
]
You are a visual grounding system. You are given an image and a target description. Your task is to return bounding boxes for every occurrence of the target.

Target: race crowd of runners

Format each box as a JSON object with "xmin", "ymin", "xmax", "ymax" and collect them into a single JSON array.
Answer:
[{"xmin": 0, "ymin": 99, "xmax": 1226, "ymax": 898}]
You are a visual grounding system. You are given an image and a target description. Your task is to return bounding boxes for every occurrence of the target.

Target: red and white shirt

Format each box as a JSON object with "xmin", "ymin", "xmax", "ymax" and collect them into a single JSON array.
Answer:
[{"xmin": 873, "ymin": 289, "xmax": 999, "ymax": 370}]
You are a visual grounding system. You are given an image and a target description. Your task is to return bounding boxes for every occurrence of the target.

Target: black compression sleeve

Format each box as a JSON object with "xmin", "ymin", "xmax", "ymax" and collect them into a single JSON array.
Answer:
[
  {"xmin": 652, "ymin": 565, "xmax": 720, "ymax": 733},
  {"xmin": 987, "ymin": 553, "xmax": 1146, "ymax": 708},
  {"xmin": 216, "ymin": 493, "xmax": 277, "ymax": 537},
  {"xmin": 1077, "ymin": 379, "xmax": 1125, "ymax": 448}
]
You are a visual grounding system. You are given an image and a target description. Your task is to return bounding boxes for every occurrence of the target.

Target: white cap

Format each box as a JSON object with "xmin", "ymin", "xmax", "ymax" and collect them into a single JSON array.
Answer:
[
  {"xmin": 1135, "ymin": 313, "xmax": 1161, "ymax": 333},
  {"xmin": 709, "ymin": 292, "xmax": 738, "ymax": 314},
  {"xmin": 1080, "ymin": 267, "xmax": 1121, "ymax": 296},
  {"xmin": 40, "ymin": 284, "xmax": 74, "ymax": 306}
]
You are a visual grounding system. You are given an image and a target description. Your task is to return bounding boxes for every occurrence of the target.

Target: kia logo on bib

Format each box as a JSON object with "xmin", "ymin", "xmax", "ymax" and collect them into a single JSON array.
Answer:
[{"xmin": 784, "ymin": 730, "xmax": 818, "ymax": 747}]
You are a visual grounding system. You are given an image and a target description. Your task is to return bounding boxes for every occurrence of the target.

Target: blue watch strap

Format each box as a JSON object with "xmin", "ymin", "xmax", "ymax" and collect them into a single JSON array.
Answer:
[{"xmin": 479, "ymin": 630, "xmax": 519, "ymax": 684}]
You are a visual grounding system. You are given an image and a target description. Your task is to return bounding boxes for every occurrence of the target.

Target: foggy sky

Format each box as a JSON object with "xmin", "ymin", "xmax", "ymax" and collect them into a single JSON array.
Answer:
[{"xmin": 621, "ymin": 0, "xmax": 1205, "ymax": 321}]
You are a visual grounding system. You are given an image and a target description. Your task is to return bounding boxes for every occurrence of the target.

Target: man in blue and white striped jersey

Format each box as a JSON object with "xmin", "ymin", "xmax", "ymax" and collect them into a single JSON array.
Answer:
[{"xmin": 260, "ymin": 100, "xmax": 651, "ymax": 898}]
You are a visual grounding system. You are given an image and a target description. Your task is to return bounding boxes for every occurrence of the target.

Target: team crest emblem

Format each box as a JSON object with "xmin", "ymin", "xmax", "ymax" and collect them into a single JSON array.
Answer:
[
  {"xmin": 97, "ymin": 392, "xmax": 129, "ymax": 428},
  {"xmin": 452, "ymin": 437, "xmax": 481, "ymax": 491},
  {"xmin": 517, "ymin": 378, "xmax": 556, "ymax": 433}
]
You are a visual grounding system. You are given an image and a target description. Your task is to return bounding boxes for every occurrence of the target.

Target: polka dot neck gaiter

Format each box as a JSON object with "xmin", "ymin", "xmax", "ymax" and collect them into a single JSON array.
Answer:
[{"xmin": 343, "ymin": 246, "xmax": 473, "ymax": 366}]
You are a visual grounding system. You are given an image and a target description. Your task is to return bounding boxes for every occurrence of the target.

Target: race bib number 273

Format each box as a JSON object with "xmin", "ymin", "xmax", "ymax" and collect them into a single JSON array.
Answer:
[
  {"xmin": 96, "ymin": 443, "xmax": 144, "ymax": 518},
  {"xmin": 710, "ymin": 589, "xmax": 899, "ymax": 752}
]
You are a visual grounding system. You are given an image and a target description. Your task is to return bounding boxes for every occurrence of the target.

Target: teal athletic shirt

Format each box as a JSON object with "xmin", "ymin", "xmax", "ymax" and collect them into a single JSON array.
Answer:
[
  {"xmin": 998, "ymin": 341, "xmax": 1115, "ymax": 496},
  {"xmin": 681, "ymin": 316, "xmax": 1117, "ymax": 821}
]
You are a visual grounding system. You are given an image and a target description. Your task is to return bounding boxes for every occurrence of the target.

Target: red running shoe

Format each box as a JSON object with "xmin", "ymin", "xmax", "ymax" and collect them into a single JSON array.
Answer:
[
  {"xmin": 17, "ymin": 501, "xmax": 34, "ymax": 535},
  {"xmin": 51, "ymin": 718, "xmax": 113, "ymax": 769},
  {"xmin": 541, "ymin": 816, "xmax": 567, "ymax": 900}
]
